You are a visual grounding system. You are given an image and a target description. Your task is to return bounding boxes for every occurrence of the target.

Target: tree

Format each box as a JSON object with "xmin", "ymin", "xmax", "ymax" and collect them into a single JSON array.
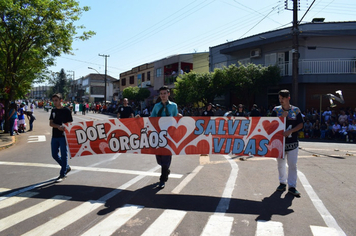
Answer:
[
  {"xmin": 49, "ymin": 69, "xmax": 71, "ymax": 99},
  {"xmin": 137, "ymin": 88, "xmax": 151, "ymax": 102},
  {"xmin": 174, "ymin": 64, "xmax": 281, "ymax": 108},
  {"xmin": 226, "ymin": 63, "xmax": 281, "ymax": 106},
  {"xmin": 122, "ymin": 87, "xmax": 150, "ymax": 103},
  {"xmin": 0, "ymin": 0, "xmax": 95, "ymax": 131},
  {"xmin": 174, "ymin": 69, "xmax": 230, "ymax": 106},
  {"xmin": 122, "ymin": 87, "xmax": 139, "ymax": 101}
]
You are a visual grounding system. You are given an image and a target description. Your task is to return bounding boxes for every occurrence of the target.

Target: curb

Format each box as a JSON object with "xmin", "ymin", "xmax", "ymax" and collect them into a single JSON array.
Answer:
[{"xmin": 0, "ymin": 135, "xmax": 16, "ymax": 151}]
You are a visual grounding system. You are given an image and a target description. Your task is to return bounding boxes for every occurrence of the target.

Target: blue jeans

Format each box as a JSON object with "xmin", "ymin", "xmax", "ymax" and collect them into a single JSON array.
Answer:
[
  {"xmin": 29, "ymin": 115, "xmax": 35, "ymax": 130},
  {"xmin": 9, "ymin": 118, "xmax": 15, "ymax": 136},
  {"xmin": 51, "ymin": 137, "xmax": 70, "ymax": 177}
]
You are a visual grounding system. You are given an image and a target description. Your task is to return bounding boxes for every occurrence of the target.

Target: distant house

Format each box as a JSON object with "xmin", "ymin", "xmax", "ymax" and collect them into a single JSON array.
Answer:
[
  {"xmin": 71, "ymin": 73, "xmax": 118, "ymax": 103},
  {"xmin": 209, "ymin": 21, "xmax": 356, "ymax": 111}
]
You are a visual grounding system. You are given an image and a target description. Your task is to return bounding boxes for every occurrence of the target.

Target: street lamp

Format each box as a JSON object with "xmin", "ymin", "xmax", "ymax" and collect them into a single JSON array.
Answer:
[{"xmin": 88, "ymin": 67, "xmax": 106, "ymax": 105}]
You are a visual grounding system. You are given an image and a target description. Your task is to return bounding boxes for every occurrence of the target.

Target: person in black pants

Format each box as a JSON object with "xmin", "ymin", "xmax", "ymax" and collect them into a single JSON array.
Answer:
[{"xmin": 150, "ymin": 86, "xmax": 179, "ymax": 189}]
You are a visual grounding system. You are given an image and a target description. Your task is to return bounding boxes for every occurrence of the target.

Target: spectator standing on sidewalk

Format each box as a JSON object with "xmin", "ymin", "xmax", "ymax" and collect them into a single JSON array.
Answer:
[
  {"xmin": 49, "ymin": 93, "xmax": 73, "ymax": 182},
  {"xmin": 117, "ymin": 98, "xmax": 134, "ymax": 119},
  {"xmin": 7, "ymin": 103, "xmax": 18, "ymax": 136},
  {"xmin": 322, "ymin": 107, "xmax": 332, "ymax": 123},
  {"xmin": 272, "ymin": 89, "xmax": 304, "ymax": 197},
  {"xmin": 26, "ymin": 102, "xmax": 36, "ymax": 131},
  {"xmin": 201, "ymin": 103, "xmax": 214, "ymax": 116},
  {"xmin": 348, "ymin": 119, "xmax": 356, "ymax": 142},
  {"xmin": 0, "ymin": 102, "xmax": 4, "ymax": 131}
]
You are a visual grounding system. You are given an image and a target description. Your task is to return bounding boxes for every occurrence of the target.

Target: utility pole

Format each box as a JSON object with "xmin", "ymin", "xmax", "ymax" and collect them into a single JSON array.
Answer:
[
  {"xmin": 292, "ymin": 0, "xmax": 299, "ymax": 105},
  {"xmin": 99, "ymin": 54, "xmax": 110, "ymax": 105},
  {"xmin": 67, "ymin": 70, "xmax": 75, "ymax": 102}
]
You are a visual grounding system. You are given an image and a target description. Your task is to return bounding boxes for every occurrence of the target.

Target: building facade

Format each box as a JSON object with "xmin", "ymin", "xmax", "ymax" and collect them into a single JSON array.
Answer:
[
  {"xmin": 209, "ymin": 21, "xmax": 356, "ymax": 111},
  {"xmin": 119, "ymin": 52, "xmax": 209, "ymax": 106},
  {"xmin": 70, "ymin": 73, "xmax": 118, "ymax": 103},
  {"xmin": 30, "ymin": 85, "xmax": 51, "ymax": 100}
]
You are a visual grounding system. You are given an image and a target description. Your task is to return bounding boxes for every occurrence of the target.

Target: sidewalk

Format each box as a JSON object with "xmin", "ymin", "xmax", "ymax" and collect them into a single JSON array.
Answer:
[{"xmin": 0, "ymin": 131, "xmax": 16, "ymax": 150}]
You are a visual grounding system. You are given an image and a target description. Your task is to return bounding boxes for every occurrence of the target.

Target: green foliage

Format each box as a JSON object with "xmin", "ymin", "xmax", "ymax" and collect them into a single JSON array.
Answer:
[
  {"xmin": 49, "ymin": 68, "xmax": 71, "ymax": 99},
  {"xmin": 123, "ymin": 87, "xmax": 150, "ymax": 102},
  {"xmin": 174, "ymin": 63, "xmax": 281, "ymax": 107},
  {"xmin": 137, "ymin": 88, "xmax": 151, "ymax": 102},
  {"xmin": 0, "ymin": 0, "xmax": 95, "ymax": 101}
]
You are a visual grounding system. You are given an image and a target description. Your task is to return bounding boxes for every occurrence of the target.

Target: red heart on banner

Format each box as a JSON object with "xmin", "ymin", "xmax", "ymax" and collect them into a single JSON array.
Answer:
[
  {"xmin": 185, "ymin": 140, "xmax": 210, "ymax": 154},
  {"xmin": 262, "ymin": 120, "xmax": 280, "ymax": 135},
  {"xmin": 167, "ymin": 125, "xmax": 187, "ymax": 144}
]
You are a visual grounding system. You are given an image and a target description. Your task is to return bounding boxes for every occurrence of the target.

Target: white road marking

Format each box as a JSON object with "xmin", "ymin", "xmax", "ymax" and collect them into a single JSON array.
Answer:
[
  {"xmin": 0, "ymin": 188, "xmax": 10, "ymax": 195},
  {"xmin": 0, "ymin": 161, "xmax": 182, "ymax": 178},
  {"xmin": 141, "ymin": 209, "xmax": 187, "ymax": 236},
  {"xmin": 201, "ymin": 215, "xmax": 234, "ymax": 236},
  {"xmin": 22, "ymin": 165, "xmax": 160, "ymax": 236},
  {"xmin": 298, "ymin": 171, "xmax": 346, "ymax": 236},
  {"xmin": 0, "ymin": 154, "xmax": 122, "ymax": 203},
  {"xmin": 310, "ymin": 225, "xmax": 340, "ymax": 236},
  {"xmin": 0, "ymin": 195, "xmax": 71, "ymax": 232},
  {"xmin": 27, "ymin": 135, "xmax": 46, "ymax": 143},
  {"xmin": 73, "ymin": 115, "xmax": 103, "ymax": 121},
  {"xmin": 201, "ymin": 155, "xmax": 238, "ymax": 236},
  {"xmin": 271, "ymin": 157, "xmax": 346, "ymax": 235},
  {"xmin": 255, "ymin": 220, "xmax": 284, "ymax": 236},
  {"xmin": 172, "ymin": 165, "xmax": 204, "ymax": 194},
  {"xmin": 0, "ymin": 192, "xmax": 38, "ymax": 210},
  {"xmin": 81, "ymin": 204, "xmax": 144, "ymax": 236},
  {"xmin": 215, "ymin": 155, "xmax": 239, "ymax": 214}
]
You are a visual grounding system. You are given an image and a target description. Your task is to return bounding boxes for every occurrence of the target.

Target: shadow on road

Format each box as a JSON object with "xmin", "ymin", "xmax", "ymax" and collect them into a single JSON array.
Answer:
[{"xmin": 1, "ymin": 181, "xmax": 297, "ymax": 221}]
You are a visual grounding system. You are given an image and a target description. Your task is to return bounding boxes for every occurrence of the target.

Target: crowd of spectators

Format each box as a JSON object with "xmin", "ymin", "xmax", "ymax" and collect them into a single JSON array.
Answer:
[{"xmin": 2, "ymin": 98, "xmax": 355, "ymax": 143}]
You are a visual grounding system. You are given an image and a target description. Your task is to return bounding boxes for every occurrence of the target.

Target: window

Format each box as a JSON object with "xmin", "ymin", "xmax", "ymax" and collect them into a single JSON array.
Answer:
[
  {"xmin": 121, "ymin": 78, "xmax": 126, "ymax": 86},
  {"xmin": 90, "ymin": 86, "xmax": 104, "ymax": 94},
  {"xmin": 238, "ymin": 58, "xmax": 250, "ymax": 65},
  {"xmin": 129, "ymin": 76, "xmax": 134, "ymax": 84},
  {"xmin": 147, "ymin": 71, "xmax": 151, "ymax": 81},
  {"xmin": 265, "ymin": 53, "xmax": 277, "ymax": 66},
  {"xmin": 156, "ymin": 68, "xmax": 162, "ymax": 77},
  {"xmin": 142, "ymin": 73, "xmax": 145, "ymax": 82},
  {"xmin": 214, "ymin": 62, "xmax": 227, "ymax": 69}
]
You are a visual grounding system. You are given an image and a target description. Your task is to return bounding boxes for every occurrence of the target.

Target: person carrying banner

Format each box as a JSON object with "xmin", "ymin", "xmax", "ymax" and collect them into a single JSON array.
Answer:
[
  {"xmin": 150, "ymin": 86, "xmax": 178, "ymax": 189},
  {"xmin": 117, "ymin": 98, "xmax": 134, "ymax": 119},
  {"xmin": 49, "ymin": 93, "xmax": 73, "ymax": 182},
  {"xmin": 271, "ymin": 89, "xmax": 304, "ymax": 197}
]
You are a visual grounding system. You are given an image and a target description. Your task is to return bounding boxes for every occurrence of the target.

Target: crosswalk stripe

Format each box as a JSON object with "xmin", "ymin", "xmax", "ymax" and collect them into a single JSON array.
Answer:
[
  {"xmin": 310, "ymin": 225, "xmax": 340, "ymax": 236},
  {"xmin": 0, "ymin": 161, "xmax": 183, "ymax": 179},
  {"xmin": 0, "ymin": 188, "xmax": 10, "ymax": 195},
  {"xmin": 255, "ymin": 220, "xmax": 284, "ymax": 236},
  {"xmin": 0, "ymin": 195, "xmax": 71, "ymax": 232},
  {"xmin": 201, "ymin": 215, "xmax": 234, "ymax": 236},
  {"xmin": 81, "ymin": 204, "xmax": 144, "ymax": 236},
  {"xmin": 0, "ymin": 192, "xmax": 38, "ymax": 210},
  {"xmin": 22, "ymin": 200, "xmax": 104, "ymax": 236},
  {"xmin": 141, "ymin": 209, "xmax": 187, "ymax": 236},
  {"xmin": 22, "ymin": 165, "xmax": 160, "ymax": 236}
]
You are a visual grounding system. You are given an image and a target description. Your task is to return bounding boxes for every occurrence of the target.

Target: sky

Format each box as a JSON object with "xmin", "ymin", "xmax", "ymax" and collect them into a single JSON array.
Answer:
[{"xmin": 46, "ymin": 0, "xmax": 356, "ymax": 83}]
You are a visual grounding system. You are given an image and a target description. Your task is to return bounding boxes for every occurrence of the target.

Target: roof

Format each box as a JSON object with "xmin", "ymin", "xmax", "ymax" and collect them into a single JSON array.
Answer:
[
  {"xmin": 216, "ymin": 21, "xmax": 356, "ymax": 54},
  {"xmin": 82, "ymin": 73, "xmax": 118, "ymax": 82}
]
